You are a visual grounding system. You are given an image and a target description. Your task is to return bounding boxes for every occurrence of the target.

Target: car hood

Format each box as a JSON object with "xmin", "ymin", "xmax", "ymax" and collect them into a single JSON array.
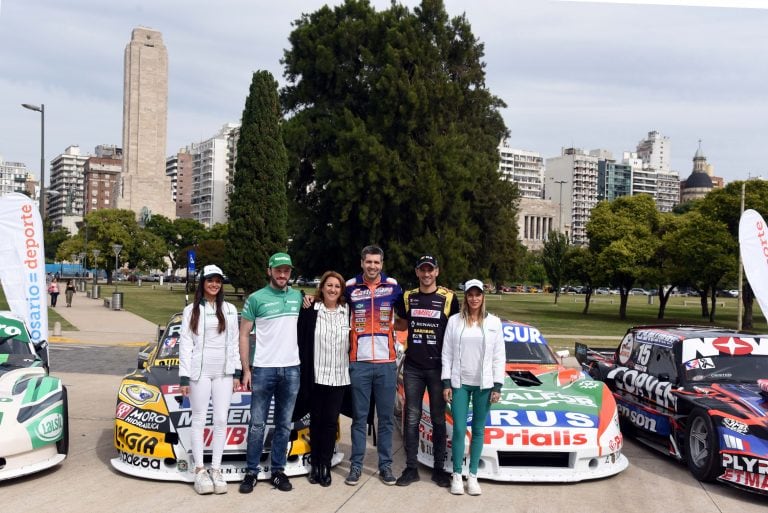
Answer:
[
  {"xmin": 491, "ymin": 367, "xmax": 605, "ymax": 428},
  {"xmin": 690, "ymin": 382, "xmax": 768, "ymax": 418}
]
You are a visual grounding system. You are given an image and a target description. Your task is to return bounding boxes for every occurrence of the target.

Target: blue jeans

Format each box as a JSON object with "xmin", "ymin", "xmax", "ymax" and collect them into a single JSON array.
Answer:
[
  {"xmin": 246, "ymin": 365, "xmax": 300, "ymax": 475},
  {"xmin": 403, "ymin": 363, "xmax": 446, "ymax": 470},
  {"xmin": 349, "ymin": 361, "xmax": 396, "ymax": 470}
]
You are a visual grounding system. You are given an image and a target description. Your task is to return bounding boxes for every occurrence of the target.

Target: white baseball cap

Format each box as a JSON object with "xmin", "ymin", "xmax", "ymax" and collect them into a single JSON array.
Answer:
[
  {"xmin": 202, "ymin": 264, "xmax": 224, "ymax": 279},
  {"xmin": 464, "ymin": 279, "xmax": 484, "ymax": 292}
]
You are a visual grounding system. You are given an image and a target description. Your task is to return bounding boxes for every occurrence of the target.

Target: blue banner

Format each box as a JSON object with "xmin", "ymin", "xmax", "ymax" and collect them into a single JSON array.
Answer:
[{"xmin": 187, "ymin": 250, "xmax": 196, "ymax": 275}]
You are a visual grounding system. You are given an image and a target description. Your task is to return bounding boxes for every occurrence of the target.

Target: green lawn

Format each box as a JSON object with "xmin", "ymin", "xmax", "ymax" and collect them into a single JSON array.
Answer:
[
  {"xmin": 0, "ymin": 289, "xmax": 76, "ymax": 330},
  {"xmin": 3, "ymin": 283, "xmax": 766, "ymax": 353}
]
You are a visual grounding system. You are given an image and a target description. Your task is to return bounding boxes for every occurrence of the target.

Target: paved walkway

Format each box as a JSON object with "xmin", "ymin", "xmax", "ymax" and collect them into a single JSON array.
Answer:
[{"xmin": 48, "ymin": 286, "xmax": 159, "ymax": 347}]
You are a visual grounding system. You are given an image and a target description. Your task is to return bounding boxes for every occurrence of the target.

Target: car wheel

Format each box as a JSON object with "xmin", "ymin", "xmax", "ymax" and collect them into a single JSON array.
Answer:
[
  {"xmin": 685, "ymin": 409, "xmax": 720, "ymax": 481},
  {"xmin": 56, "ymin": 386, "xmax": 70, "ymax": 455}
]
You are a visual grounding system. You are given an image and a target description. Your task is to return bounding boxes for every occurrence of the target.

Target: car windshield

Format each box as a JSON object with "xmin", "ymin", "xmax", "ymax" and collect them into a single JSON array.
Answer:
[
  {"xmin": 684, "ymin": 355, "xmax": 768, "ymax": 383},
  {"xmin": 155, "ymin": 315, "xmax": 183, "ymax": 360},
  {"xmin": 0, "ymin": 335, "xmax": 33, "ymax": 356},
  {"xmin": 505, "ymin": 341, "xmax": 557, "ymax": 364}
]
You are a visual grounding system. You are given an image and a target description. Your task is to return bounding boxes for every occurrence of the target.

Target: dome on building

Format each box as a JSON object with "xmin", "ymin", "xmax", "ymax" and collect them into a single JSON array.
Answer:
[{"xmin": 684, "ymin": 171, "xmax": 713, "ymax": 189}]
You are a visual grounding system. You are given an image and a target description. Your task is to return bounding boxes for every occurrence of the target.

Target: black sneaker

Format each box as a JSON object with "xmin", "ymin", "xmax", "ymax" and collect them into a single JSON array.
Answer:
[
  {"xmin": 345, "ymin": 466, "xmax": 362, "ymax": 486},
  {"xmin": 379, "ymin": 466, "xmax": 397, "ymax": 485},
  {"xmin": 395, "ymin": 467, "xmax": 420, "ymax": 486},
  {"xmin": 270, "ymin": 471, "xmax": 293, "ymax": 492},
  {"xmin": 431, "ymin": 468, "xmax": 451, "ymax": 488},
  {"xmin": 239, "ymin": 472, "xmax": 257, "ymax": 494}
]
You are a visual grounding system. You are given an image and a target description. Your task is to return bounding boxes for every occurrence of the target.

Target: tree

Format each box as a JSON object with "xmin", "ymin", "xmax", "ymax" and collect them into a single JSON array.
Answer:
[
  {"xmin": 226, "ymin": 71, "xmax": 289, "ymax": 292},
  {"xmin": 56, "ymin": 209, "xmax": 167, "ymax": 283},
  {"xmin": 697, "ymin": 180, "xmax": 768, "ymax": 328},
  {"xmin": 43, "ymin": 219, "xmax": 70, "ymax": 263},
  {"xmin": 281, "ymin": 0, "xmax": 513, "ymax": 286},
  {"xmin": 145, "ymin": 216, "xmax": 208, "ymax": 275},
  {"xmin": 587, "ymin": 195, "xmax": 660, "ymax": 319},
  {"xmin": 664, "ymin": 210, "xmax": 737, "ymax": 322},
  {"xmin": 541, "ymin": 232, "xmax": 569, "ymax": 304},
  {"xmin": 564, "ymin": 245, "xmax": 600, "ymax": 315}
]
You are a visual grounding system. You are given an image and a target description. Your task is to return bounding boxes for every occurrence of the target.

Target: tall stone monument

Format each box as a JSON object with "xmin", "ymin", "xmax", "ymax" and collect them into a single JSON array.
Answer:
[{"xmin": 118, "ymin": 27, "xmax": 176, "ymax": 221}]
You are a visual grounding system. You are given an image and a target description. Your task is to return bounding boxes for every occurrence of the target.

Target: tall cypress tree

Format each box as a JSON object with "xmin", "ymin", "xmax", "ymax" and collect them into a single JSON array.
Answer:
[{"xmin": 226, "ymin": 71, "xmax": 288, "ymax": 291}]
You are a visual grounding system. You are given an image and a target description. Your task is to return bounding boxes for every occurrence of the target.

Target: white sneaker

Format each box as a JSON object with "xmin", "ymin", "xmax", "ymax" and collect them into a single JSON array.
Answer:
[
  {"xmin": 193, "ymin": 468, "xmax": 214, "ymax": 495},
  {"xmin": 210, "ymin": 468, "xmax": 227, "ymax": 494},
  {"xmin": 450, "ymin": 473, "xmax": 464, "ymax": 495},
  {"xmin": 467, "ymin": 473, "xmax": 481, "ymax": 495}
]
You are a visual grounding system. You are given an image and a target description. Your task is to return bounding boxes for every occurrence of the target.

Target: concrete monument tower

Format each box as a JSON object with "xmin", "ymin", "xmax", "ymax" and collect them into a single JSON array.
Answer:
[{"xmin": 118, "ymin": 27, "xmax": 176, "ymax": 221}]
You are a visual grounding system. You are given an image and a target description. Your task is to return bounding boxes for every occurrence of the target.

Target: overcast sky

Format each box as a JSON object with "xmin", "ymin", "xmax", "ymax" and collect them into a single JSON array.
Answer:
[{"xmin": 2, "ymin": 0, "xmax": 767, "ymax": 184}]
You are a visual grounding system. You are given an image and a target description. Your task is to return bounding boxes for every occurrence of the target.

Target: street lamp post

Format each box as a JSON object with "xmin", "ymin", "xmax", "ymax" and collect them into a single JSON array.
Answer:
[
  {"xmin": 21, "ymin": 103, "xmax": 45, "ymax": 219},
  {"xmin": 112, "ymin": 244, "xmax": 122, "ymax": 291},
  {"xmin": 71, "ymin": 253, "xmax": 78, "ymax": 277},
  {"xmin": 552, "ymin": 179, "xmax": 568, "ymax": 232},
  {"xmin": 78, "ymin": 252, "xmax": 86, "ymax": 277},
  {"xmin": 92, "ymin": 249, "xmax": 101, "ymax": 286}
]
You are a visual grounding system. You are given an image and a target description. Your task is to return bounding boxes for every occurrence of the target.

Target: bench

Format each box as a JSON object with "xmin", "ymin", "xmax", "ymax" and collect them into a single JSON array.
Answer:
[
  {"xmin": 103, "ymin": 297, "xmax": 112, "ymax": 308},
  {"xmin": 224, "ymin": 292, "xmax": 245, "ymax": 301}
]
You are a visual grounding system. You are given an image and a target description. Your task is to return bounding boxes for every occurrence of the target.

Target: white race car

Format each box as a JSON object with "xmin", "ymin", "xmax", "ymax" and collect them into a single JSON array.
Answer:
[{"xmin": 0, "ymin": 311, "xmax": 68, "ymax": 481}]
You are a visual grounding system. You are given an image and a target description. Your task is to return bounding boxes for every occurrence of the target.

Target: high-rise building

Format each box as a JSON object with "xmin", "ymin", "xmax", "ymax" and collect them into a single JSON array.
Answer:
[
  {"xmin": 84, "ymin": 146, "xmax": 122, "ymax": 214},
  {"xmin": 166, "ymin": 150, "xmax": 194, "ymax": 218},
  {"xmin": 0, "ymin": 156, "xmax": 34, "ymax": 197},
  {"xmin": 48, "ymin": 145, "xmax": 89, "ymax": 230},
  {"xmin": 180, "ymin": 123, "xmax": 240, "ymax": 227},
  {"xmin": 497, "ymin": 140, "xmax": 544, "ymax": 199},
  {"xmin": 636, "ymin": 130, "xmax": 671, "ymax": 173},
  {"xmin": 119, "ymin": 27, "xmax": 175, "ymax": 221},
  {"xmin": 545, "ymin": 148, "xmax": 599, "ymax": 245}
]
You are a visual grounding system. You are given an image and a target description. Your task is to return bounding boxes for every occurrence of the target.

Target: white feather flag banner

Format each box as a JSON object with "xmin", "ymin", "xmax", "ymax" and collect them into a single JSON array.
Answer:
[
  {"xmin": 0, "ymin": 193, "xmax": 49, "ymax": 344},
  {"xmin": 739, "ymin": 208, "xmax": 768, "ymax": 322}
]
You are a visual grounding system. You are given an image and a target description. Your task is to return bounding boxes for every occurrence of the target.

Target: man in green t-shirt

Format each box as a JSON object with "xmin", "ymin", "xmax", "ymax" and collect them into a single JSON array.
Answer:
[{"xmin": 238, "ymin": 252, "xmax": 302, "ymax": 494}]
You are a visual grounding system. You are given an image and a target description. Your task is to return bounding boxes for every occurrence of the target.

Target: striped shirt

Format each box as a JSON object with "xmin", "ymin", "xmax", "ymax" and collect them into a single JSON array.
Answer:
[{"xmin": 313, "ymin": 302, "xmax": 351, "ymax": 386}]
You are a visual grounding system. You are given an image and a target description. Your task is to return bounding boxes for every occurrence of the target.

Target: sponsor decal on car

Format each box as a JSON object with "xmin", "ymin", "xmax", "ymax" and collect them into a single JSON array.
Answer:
[
  {"xmin": 33, "ymin": 412, "xmax": 64, "ymax": 442},
  {"xmin": 119, "ymin": 383, "xmax": 161, "ymax": 406},
  {"xmin": 123, "ymin": 409, "xmax": 168, "ymax": 431},
  {"xmin": 497, "ymin": 390, "xmax": 597, "ymax": 409},
  {"xmin": 114, "ymin": 423, "xmax": 174, "ymax": 458},
  {"xmin": 485, "ymin": 427, "xmax": 590, "ymax": 446},
  {"xmin": 618, "ymin": 334, "xmax": 633, "ymax": 364},
  {"xmin": 502, "ymin": 324, "xmax": 545, "ymax": 344},
  {"xmin": 487, "ymin": 410, "xmax": 597, "ymax": 429},
  {"xmin": 682, "ymin": 337, "xmax": 768, "ymax": 362},
  {"xmin": 615, "ymin": 402, "xmax": 670, "ymax": 435},
  {"xmin": 634, "ymin": 330, "xmax": 679, "ymax": 348},
  {"xmin": 605, "ymin": 367, "xmax": 678, "ymax": 409},
  {"xmin": 722, "ymin": 433, "xmax": 747, "ymax": 451},
  {"xmin": 119, "ymin": 450, "xmax": 161, "ymax": 469},
  {"xmin": 722, "ymin": 417, "xmax": 749, "ymax": 434},
  {"xmin": 721, "ymin": 453, "xmax": 768, "ymax": 490}
]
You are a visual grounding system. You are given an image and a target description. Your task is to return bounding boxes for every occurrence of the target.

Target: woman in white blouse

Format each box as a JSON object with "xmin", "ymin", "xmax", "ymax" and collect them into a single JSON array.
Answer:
[
  {"xmin": 441, "ymin": 279, "xmax": 505, "ymax": 496},
  {"xmin": 179, "ymin": 265, "xmax": 241, "ymax": 495},
  {"xmin": 297, "ymin": 271, "xmax": 350, "ymax": 487}
]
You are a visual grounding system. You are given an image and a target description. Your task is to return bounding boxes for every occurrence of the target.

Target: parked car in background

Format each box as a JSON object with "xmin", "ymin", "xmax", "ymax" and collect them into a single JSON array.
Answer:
[
  {"xmin": 629, "ymin": 288, "xmax": 649, "ymax": 296},
  {"xmin": 595, "ymin": 287, "xmax": 611, "ymax": 295}
]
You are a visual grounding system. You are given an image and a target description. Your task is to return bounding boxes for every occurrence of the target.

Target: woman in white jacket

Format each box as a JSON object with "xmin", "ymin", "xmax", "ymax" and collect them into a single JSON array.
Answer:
[
  {"xmin": 179, "ymin": 264, "xmax": 241, "ymax": 495},
  {"xmin": 441, "ymin": 279, "xmax": 505, "ymax": 496}
]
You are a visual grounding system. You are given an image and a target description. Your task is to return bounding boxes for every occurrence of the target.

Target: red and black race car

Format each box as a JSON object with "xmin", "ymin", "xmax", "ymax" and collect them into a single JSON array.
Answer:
[{"xmin": 576, "ymin": 325, "xmax": 768, "ymax": 495}]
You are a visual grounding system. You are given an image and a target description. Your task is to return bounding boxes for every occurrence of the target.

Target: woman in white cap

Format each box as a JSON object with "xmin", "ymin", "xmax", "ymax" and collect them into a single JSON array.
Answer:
[
  {"xmin": 441, "ymin": 279, "xmax": 505, "ymax": 496},
  {"xmin": 179, "ymin": 264, "xmax": 241, "ymax": 495}
]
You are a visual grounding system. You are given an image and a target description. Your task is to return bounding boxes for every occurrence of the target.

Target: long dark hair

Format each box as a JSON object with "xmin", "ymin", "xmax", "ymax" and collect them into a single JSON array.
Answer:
[{"xmin": 189, "ymin": 273, "xmax": 225, "ymax": 335}]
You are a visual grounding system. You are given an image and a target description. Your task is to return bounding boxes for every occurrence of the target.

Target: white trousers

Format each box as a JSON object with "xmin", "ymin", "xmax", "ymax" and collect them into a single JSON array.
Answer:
[{"xmin": 189, "ymin": 374, "xmax": 233, "ymax": 469}]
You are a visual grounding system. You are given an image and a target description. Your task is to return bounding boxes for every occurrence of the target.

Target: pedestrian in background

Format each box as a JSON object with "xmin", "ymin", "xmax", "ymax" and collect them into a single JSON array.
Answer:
[
  {"xmin": 297, "ymin": 271, "xmax": 350, "ymax": 487},
  {"xmin": 48, "ymin": 277, "xmax": 60, "ymax": 307},
  {"xmin": 441, "ymin": 279, "xmax": 504, "ymax": 496},
  {"xmin": 65, "ymin": 279, "xmax": 76, "ymax": 307},
  {"xmin": 179, "ymin": 264, "xmax": 241, "ymax": 495}
]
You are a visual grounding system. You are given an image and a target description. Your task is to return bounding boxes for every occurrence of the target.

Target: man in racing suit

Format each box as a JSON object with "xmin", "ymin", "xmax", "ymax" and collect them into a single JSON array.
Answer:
[
  {"xmin": 393, "ymin": 255, "xmax": 458, "ymax": 487},
  {"xmin": 344, "ymin": 245, "xmax": 403, "ymax": 486}
]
